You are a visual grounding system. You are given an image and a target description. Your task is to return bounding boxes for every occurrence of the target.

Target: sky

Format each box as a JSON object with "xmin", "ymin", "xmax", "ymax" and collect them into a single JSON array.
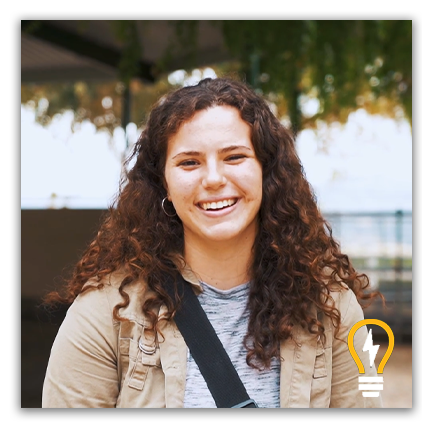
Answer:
[{"xmin": 21, "ymin": 102, "xmax": 412, "ymax": 214}]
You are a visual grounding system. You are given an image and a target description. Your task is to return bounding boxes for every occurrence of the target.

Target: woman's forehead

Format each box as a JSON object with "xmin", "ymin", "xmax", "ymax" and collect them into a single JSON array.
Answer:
[{"xmin": 167, "ymin": 106, "xmax": 252, "ymax": 153}]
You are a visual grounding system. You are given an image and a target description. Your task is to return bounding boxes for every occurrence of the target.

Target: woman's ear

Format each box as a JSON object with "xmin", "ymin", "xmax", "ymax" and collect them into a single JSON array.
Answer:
[{"xmin": 162, "ymin": 180, "xmax": 171, "ymax": 202}]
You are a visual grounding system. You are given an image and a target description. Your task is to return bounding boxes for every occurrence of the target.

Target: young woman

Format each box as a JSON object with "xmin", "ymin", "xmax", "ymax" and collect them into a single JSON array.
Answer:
[{"xmin": 42, "ymin": 78, "xmax": 382, "ymax": 408}]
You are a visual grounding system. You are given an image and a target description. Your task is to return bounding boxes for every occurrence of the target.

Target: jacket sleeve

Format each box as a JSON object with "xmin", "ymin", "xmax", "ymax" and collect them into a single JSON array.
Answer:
[
  {"xmin": 329, "ymin": 288, "xmax": 383, "ymax": 408},
  {"xmin": 42, "ymin": 285, "xmax": 120, "ymax": 408}
]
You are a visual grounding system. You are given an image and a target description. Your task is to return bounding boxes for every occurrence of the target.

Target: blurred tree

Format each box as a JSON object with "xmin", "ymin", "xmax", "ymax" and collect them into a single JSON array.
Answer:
[
  {"xmin": 217, "ymin": 20, "xmax": 411, "ymax": 133},
  {"xmin": 21, "ymin": 20, "xmax": 411, "ymax": 136}
]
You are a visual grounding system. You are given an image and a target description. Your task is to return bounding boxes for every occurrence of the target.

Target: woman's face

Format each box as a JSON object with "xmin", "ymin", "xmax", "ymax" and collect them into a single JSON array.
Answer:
[{"xmin": 164, "ymin": 105, "xmax": 263, "ymax": 247}]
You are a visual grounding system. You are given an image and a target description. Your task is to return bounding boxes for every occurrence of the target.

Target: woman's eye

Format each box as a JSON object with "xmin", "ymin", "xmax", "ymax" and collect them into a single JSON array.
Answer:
[
  {"xmin": 179, "ymin": 160, "xmax": 198, "ymax": 167},
  {"xmin": 226, "ymin": 154, "xmax": 246, "ymax": 162}
]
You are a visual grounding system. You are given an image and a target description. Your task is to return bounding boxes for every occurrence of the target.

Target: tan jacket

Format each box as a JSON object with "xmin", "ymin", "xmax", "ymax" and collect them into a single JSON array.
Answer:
[{"xmin": 42, "ymin": 266, "xmax": 383, "ymax": 408}]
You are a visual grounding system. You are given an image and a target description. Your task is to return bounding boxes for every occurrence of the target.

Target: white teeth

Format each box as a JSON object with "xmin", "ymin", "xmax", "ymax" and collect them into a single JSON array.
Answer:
[{"xmin": 200, "ymin": 199, "xmax": 236, "ymax": 210}]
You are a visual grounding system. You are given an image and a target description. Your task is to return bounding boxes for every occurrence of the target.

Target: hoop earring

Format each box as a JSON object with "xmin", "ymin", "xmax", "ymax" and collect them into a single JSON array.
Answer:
[{"xmin": 161, "ymin": 197, "xmax": 177, "ymax": 217}]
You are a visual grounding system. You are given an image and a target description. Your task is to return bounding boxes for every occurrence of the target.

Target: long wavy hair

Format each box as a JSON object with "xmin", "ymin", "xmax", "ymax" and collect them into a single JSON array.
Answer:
[{"xmin": 45, "ymin": 77, "xmax": 381, "ymax": 369}]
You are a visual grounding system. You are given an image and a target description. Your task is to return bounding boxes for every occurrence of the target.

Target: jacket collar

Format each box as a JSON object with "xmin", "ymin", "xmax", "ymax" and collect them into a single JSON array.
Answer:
[{"xmin": 172, "ymin": 253, "xmax": 203, "ymax": 291}]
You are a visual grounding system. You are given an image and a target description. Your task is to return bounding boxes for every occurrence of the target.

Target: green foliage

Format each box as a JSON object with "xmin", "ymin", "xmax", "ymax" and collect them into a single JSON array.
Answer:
[
  {"xmin": 159, "ymin": 21, "xmax": 199, "ymax": 72},
  {"xmin": 21, "ymin": 20, "xmax": 412, "ymax": 134},
  {"xmin": 21, "ymin": 78, "xmax": 174, "ymax": 135},
  {"xmin": 111, "ymin": 21, "xmax": 142, "ymax": 85},
  {"xmin": 216, "ymin": 20, "xmax": 412, "ymax": 130}
]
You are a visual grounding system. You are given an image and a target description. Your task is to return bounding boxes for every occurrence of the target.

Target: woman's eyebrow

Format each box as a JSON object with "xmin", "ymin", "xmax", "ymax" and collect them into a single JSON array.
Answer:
[
  {"xmin": 218, "ymin": 145, "xmax": 252, "ymax": 154},
  {"xmin": 172, "ymin": 145, "xmax": 252, "ymax": 160},
  {"xmin": 172, "ymin": 150, "xmax": 201, "ymax": 160}
]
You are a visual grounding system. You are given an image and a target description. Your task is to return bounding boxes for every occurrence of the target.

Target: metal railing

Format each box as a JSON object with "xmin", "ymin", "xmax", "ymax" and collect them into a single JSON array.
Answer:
[{"xmin": 324, "ymin": 210, "xmax": 412, "ymax": 342}]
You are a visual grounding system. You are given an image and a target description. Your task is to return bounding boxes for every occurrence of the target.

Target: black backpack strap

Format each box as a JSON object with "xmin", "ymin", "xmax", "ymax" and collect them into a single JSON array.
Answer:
[{"xmin": 164, "ymin": 272, "xmax": 258, "ymax": 408}]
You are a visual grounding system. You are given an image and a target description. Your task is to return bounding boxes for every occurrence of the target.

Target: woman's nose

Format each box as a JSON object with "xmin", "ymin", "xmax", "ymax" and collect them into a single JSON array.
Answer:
[{"xmin": 201, "ymin": 162, "xmax": 227, "ymax": 189}]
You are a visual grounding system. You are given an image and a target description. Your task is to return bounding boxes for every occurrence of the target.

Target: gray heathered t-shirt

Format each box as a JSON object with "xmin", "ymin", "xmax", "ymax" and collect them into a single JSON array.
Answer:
[{"xmin": 183, "ymin": 281, "xmax": 280, "ymax": 408}]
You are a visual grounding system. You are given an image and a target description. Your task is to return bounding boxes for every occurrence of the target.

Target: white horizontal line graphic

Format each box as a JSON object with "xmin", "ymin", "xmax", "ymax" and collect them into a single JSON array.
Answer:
[
  {"xmin": 359, "ymin": 384, "xmax": 384, "ymax": 390},
  {"xmin": 362, "ymin": 392, "xmax": 380, "ymax": 397},
  {"xmin": 359, "ymin": 377, "xmax": 384, "ymax": 382}
]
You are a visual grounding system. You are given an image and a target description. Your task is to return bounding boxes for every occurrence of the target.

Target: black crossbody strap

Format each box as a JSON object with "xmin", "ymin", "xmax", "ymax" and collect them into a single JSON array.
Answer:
[{"xmin": 164, "ymin": 273, "xmax": 258, "ymax": 408}]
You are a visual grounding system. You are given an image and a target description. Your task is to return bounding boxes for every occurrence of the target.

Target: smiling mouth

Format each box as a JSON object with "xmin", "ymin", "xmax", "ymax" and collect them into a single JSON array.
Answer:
[{"xmin": 198, "ymin": 198, "xmax": 238, "ymax": 211}]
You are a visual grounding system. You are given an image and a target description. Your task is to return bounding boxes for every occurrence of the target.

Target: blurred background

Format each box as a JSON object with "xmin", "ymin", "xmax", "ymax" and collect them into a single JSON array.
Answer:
[{"xmin": 21, "ymin": 20, "xmax": 412, "ymax": 408}]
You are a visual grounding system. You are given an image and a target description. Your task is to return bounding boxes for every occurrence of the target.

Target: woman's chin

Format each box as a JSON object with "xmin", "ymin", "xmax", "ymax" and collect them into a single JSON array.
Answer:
[{"xmin": 185, "ymin": 222, "xmax": 258, "ymax": 247}]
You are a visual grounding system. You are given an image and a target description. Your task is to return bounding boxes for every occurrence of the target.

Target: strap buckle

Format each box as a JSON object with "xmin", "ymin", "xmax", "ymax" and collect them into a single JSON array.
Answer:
[{"xmin": 231, "ymin": 399, "xmax": 258, "ymax": 408}]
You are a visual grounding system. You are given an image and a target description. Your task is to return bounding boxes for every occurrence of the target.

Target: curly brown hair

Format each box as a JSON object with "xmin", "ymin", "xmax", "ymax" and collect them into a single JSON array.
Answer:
[{"xmin": 45, "ymin": 77, "xmax": 381, "ymax": 369}]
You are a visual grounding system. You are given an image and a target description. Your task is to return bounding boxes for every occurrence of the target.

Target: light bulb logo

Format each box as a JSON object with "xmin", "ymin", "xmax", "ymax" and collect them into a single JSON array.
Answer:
[{"xmin": 347, "ymin": 319, "xmax": 394, "ymax": 398}]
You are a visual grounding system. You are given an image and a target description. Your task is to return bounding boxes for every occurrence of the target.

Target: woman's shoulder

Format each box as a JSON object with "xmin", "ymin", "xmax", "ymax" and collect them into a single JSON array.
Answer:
[
  {"xmin": 323, "ymin": 282, "xmax": 364, "ymax": 328},
  {"xmin": 320, "ymin": 266, "xmax": 361, "ymax": 319},
  {"xmin": 76, "ymin": 268, "xmax": 151, "ymax": 323}
]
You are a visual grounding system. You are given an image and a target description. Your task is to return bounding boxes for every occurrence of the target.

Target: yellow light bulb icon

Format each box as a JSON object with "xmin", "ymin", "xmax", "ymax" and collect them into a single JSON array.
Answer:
[{"xmin": 348, "ymin": 319, "xmax": 394, "ymax": 397}]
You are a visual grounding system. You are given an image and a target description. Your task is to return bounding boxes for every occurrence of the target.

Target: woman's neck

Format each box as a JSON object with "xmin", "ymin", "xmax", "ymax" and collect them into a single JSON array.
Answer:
[{"xmin": 183, "ymin": 235, "xmax": 255, "ymax": 290}]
